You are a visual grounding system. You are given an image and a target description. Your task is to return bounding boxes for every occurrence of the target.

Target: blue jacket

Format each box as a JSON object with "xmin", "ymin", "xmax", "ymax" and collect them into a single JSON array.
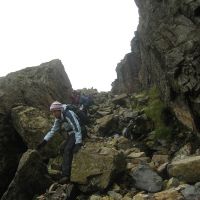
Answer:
[{"xmin": 44, "ymin": 104, "xmax": 82, "ymax": 144}]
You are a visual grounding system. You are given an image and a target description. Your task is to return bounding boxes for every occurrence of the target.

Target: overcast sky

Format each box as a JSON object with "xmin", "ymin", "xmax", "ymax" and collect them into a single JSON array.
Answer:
[{"xmin": 0, "ymin": 0, "xmax": 138, "ymax": 91}]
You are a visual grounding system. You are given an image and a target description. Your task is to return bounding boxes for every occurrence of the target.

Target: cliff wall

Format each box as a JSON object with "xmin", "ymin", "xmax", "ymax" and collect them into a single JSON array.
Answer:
[{"xmin": 112, "ymin": 0, "xmax": 200, "ymax": 132}]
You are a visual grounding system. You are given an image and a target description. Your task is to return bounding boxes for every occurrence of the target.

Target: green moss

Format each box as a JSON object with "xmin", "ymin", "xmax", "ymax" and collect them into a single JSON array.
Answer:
[
  {"xmin": 134, "ymin": 86, "xmax": 172, "ymax": 139},
  {"xmin": 145, "ymin": 87, "xmax": 172, "ymax": 139},
  {"xmin": 154, "ymin": 126, "xmax": 172, "ymax": 139}
]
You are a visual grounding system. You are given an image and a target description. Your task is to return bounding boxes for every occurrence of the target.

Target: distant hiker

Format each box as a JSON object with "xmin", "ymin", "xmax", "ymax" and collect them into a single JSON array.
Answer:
[
  {"xmin": 79, "ymin": 93, "xmax": 93, "ymax": 115},
  {"xmin": 70, "ymin": 90, "xmax": 80, "ymax": 106},
  {"xmin": 37, "ymin": 101, "xmax": 83, "ymax": 184}
]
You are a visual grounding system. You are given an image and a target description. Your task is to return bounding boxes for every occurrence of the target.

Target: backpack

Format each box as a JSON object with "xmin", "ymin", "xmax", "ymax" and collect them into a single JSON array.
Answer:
[
  {"xmin": 64, "ymin": 104, "xmax": 88, "ymax": 139},
  {"xmin": 65, "ymin": 104, "xmax": 89, "ymax": 125}
]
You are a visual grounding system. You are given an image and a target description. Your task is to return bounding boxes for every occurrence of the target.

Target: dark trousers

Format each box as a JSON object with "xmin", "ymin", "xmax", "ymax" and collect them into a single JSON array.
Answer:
[{"xmin": 60, "ymin": 133, "xmax": 75, "ymax": 177}]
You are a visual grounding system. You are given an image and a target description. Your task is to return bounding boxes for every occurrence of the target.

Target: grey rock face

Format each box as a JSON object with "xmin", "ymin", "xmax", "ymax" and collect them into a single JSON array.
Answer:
[
  {"xmin": 131, "ymin": 164, "xmax": 163, "ymax": 192},
  {"xmin": 181, "ymin": 182, "xmax": 200, "ymax": 200},
  {"xmin": 0, "ymin": 59, "xmax": 72, "ymax": 197},
  {"xmin": 112, "ymin": 44, "xmax": 141, "ymax": 94},
  {"xmin": 112, "ymin": 0, "xmax": 200, "ymax": 132}
]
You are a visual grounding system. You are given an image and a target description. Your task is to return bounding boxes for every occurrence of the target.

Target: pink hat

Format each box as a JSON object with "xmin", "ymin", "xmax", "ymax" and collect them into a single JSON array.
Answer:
[{"xmin": 50, "ymin": 101, "xmax": 63, "ymax": 111}]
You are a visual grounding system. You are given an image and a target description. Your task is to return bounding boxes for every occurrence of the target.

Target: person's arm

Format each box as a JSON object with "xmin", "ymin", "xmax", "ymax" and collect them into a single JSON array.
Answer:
[
  {"xmin": 37, "ymin": 119, "xmax": 61, "ymax": 151},
  {"xmin": 44, "ymin": 119, "xmax": 61, "ymax": 141}
]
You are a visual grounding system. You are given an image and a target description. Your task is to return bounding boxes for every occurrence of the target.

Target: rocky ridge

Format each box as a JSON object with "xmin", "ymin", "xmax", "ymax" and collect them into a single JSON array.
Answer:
[
  {"xmin": 2, "ymin": 87, "xmax": 197, "ymax": 200},
  {"xmin": 1, "ymin": 0, "xmax": 200, "ymax": 199},
  {"xmin": 32, "ymin": 90, "xmax": 200, "ymax": 200},
  {"xmin": 0, "ymin": 61, "xmax": 200, "ymax": 200},
  {"xmin": 112, "ymin": 0, "xmax": 200, "ymax": 133}
]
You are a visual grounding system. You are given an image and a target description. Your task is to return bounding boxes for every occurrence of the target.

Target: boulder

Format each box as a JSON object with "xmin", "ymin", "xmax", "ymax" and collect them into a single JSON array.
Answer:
[
  {"xmin": 168, "ymin": 156, "xmax": 200, "ymax": 183},
  {"xmin": 11, "ymin": 105, "xmax": 51, "ymax": 149},
  {"xmin": 95, "ymin": 114, "xmax": 119, "ymax": 136},
  {"xmin": 113, "ymin": 136, "xmax": 133, "ymax": 150},
  {"xmin": 71, "ymin": 141, "xmax": 126, "ymax": 192},
  {"xmin": 123, "ymin": 110, "xmax": 139, "ymax": 120},
  {"xmin": 0, "ymin": 59, "xmax": 72, "ymax": 196},
  {"xmin": 165, "ymin": 177, "xmax": 180, "ymax": 190},
  {"xmin": 131, "ymin": 164, "xmax": 163, "ymax": 192},
  {"xmin": 172, "ymin": 101, "xmax": 197, "ymax": 132},
  {"xmin": 181, "ymin": 182, "xmax": 200, "ymax": 200},
  {"xmin": 1, "ymin": 150, "xmax": 52, "ymax": 200},
  {"xmin": 112, "ymin": 94, "xmax": 128, "ymax": 105},
  {"xmin": 172, "ymin": 143, "xmax": 192, "ymax": 162},
  {"xmin": 151, "ymin": 154, "xmax": 169, "ymax": 168},
  {"xmin": 0, "ymin": 59, "xmax": 72, "ymax": 113},
  {"xmin": 11, "ymin": 105, "xmax": 62, "ymax": 158},
  {"xmin": 153, "ymin": 188, "xmax": 184, "ymax": 200}
]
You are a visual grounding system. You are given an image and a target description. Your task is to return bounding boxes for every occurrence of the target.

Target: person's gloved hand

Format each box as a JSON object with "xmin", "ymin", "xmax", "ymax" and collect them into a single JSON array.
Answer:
[
  {"xmin": 73, "ymin": 143, "xmax": 82, "ymax": 153},
  {"xmin": 36, "ymin": 140, "xmax": 47, "ymax": 151}
]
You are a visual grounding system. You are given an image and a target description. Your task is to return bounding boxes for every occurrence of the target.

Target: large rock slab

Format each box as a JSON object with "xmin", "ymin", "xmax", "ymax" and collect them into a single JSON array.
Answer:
[
  {"xmin": 0, "ymin": 59, "xmax": 72, "ymax": 113},
  {"xmin": 1, "ymin": 150, "xmax": 52, "ymax": 200},
  {"xmin": 11, "ymin": 105, "xmax": 62, "ymax": 158},
  {"xmin": 168, "ymin": 156, "xmax": 200, "ymax": 183},
  {"xmin": 11, "ymin": 105, "xmax": 51, "ymax": 149},
  {"xmin": 71, "ymin": 141, "xmax": 126, "ymax": 192}
]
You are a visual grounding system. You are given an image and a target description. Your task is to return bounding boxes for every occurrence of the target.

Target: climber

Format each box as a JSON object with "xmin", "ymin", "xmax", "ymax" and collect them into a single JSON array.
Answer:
[
  {"xmin": 37, "ymin": 101, "xmax": 83, "ymax": 184},
  {"xmin": 79, "ymin": 93, "xmax": 94, "ymax": 115}
]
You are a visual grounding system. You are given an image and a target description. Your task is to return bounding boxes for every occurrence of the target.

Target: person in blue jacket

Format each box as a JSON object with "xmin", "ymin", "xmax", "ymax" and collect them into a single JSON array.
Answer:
[
  {"xmin": 79, "ymin": 93, "xmax": 94, "ymax": 114},
  {"xmin": 37, "ymin": 101, "xmax": 82, "ymax": 184}
]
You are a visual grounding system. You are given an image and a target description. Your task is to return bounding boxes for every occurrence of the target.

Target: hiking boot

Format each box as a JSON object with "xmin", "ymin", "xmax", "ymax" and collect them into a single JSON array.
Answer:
[{"xmin": 58, "ymin": 176, "xmax": 70, "ymax": 184}]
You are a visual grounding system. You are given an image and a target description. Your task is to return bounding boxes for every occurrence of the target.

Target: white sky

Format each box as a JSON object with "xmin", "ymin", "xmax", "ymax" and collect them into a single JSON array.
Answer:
[{"xmin": 0, "ymin": 0, "xmax": 138, "ymax": 92}]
